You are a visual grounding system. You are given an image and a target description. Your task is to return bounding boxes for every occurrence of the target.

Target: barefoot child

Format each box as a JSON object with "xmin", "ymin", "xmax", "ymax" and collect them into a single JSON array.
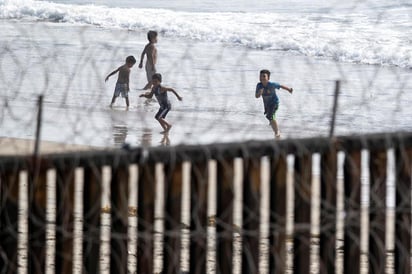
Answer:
[
  {"xmin": 139, "ymin": 30, "xmax": 158, "ymax": 90},
  {"xmin": 105, "ymin": 55, "xmax": 137, "ymax": 108},
  {"xmin": 255, "ymin": 69, "xmax": 293, "ymax": 138},
  {"xmin": 140, "ymin": 73, "xmax": 182, "ymax": 132}
]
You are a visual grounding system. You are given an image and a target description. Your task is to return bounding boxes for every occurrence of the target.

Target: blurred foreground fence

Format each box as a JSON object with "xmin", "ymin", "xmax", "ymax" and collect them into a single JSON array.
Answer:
[{"xmin": 1, "ymin": 132, "xmax": 412, "ymax": 273}]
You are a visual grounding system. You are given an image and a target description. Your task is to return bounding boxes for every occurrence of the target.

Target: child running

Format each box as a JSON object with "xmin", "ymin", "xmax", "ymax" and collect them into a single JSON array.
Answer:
[
  {"xmin": 105, "ymin": 55, "xmax": 137, "ymax": 108},
  {"xmin": 138, "ymin": 30, "xmax": 158, "ymax": 90},
  {"xmin": 140, "ymin": 73, "xmax": 182, "ymax": 132},
  {"xmin": 255, "ymin": 69, "xmax": 293, "ymax": 138}
]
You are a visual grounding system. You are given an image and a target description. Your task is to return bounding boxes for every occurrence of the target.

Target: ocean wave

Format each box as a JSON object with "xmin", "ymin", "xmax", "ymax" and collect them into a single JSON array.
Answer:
[{"xmin": 1, "ymin": 0, "xmax": 411, "ymax": 68}]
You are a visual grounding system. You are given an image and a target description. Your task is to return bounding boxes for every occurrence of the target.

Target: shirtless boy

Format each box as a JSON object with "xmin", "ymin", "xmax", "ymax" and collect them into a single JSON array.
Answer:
[
  {"xmin": 105, "ymin": 55, "xmax": 137, "ymax": 108},
  {"xmin": 139, "ymin": 30, "xmax": 158, "ymax": 90}
]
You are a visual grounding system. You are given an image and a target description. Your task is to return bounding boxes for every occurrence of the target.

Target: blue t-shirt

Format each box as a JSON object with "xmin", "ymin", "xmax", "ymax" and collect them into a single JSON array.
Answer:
[{"xmin": 256, "ymin": 81, "xmax": 281, "ymax": 108}]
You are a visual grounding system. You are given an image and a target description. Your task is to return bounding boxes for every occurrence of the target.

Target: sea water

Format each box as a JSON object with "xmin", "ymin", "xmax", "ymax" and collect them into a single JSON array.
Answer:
[{"xmin": 0, "ymin": 0, "xmax": 411, "ymax": 147}]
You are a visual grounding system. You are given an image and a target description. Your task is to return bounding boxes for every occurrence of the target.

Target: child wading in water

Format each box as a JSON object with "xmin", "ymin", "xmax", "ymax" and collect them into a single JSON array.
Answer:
[
  {"xmin": 140, "ymin": 73, "xmax": 182, "ymax": 132},
  {"xmin": 255, "ymin": 69, "xmax": 293, "ymax": 138},
  {"xmin": 139, "ymin": 30, "xmax": 158, "ymax": 90},
  {"xmin": 105, "ymin": 55, "xmax": 137, "ymax": 108}
]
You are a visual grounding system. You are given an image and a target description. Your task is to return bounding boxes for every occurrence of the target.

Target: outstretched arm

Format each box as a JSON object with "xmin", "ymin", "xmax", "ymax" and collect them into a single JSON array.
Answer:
[
  {"xmin": 105, "ymin": 68, "xmax": 119, "ymax": 82},
  {"xmin": 164, "ymin": 87, "xmax": 182, "ymax": 101},
  {"xmin": 139, "ymin": 90, "xmax": 154, "ymax": 99},
  {"xmin": 280, "ymin": 85, "xmax": 293, "ymax": 94}
]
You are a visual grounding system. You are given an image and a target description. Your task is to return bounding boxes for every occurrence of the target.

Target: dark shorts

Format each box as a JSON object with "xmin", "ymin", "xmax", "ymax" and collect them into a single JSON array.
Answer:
[
  {"xmin": 155, "ymin": 104, "xmax": 171, "ymax": 119},
  {"xmin": 265, "ymin": 103, "xmax": 279, "ymax": 121}
]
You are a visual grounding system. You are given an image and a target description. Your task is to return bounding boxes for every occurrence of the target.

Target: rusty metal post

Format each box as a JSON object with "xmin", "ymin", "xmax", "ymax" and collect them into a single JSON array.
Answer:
[
  {"xmin": 55, "ymin": 162, "xmax": 75, "ymax": 274},
  {"xmin": 343, "ymin": 150, "xmax": 361, "ymax": 274},
  {"xmin": 189, "ymin": 161, "xmax": 209, "ymax": 274},
  {"xmin": 163, "ymin": 162, "xmax": 183, "ymax": 274},
  {"xmin": 34, "ymin": 95, "xmax": 43, "ymax": 157},
  {"xmin": 110, "ymin": 161, "xmax": 130, "ymax": 274},
  {"xmin": 82, "ymin": 164, "xmax": 102, "ymax": 273},
  {"xmin": 269, "ymin": 153, "xmax": 287, "ymax": 274},
  {"xmin": 215, "ymin": 158, "xmax": 234, "ymax": 273},
  {"xmin": 329, "ymin": 81, "xmax": 340, "ymax": 138},
  {"xmin": 368, "ymin": 149, "xmax": 387, "ymax": 274},
  {"xmin": 137, "ymin": 163, "xmax": 156, "ymax": 274},
  {"xmin": 293, "ymin": 152, "xmax": 312, "ymax": 274},
  {"xmin": 395, "ymin": 147, "xmax": 412, "ymax": 274},
  {"xmin": 28, "ymin": 160, "xmax": 48, "ymax": 274},
  {"xmin": 241, "ymin": 157, "xmax": 261, "ymax": 274},
  {"xmin": 0, "ymin": 164, "xmax": 20, "ymax": 273},
  {"xmin": 320, "ymin": 142, "xmax": 337, "ymax": 273}
]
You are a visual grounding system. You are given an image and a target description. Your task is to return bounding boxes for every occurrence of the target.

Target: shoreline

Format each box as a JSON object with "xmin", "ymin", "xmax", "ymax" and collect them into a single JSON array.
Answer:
[
  {"xmin": 1, "ymin": 21, "xmax": 411, "ymax": 148},
  {"xmin": 0, "ymin": 137, "xmax": 101, "ymax": 156}
]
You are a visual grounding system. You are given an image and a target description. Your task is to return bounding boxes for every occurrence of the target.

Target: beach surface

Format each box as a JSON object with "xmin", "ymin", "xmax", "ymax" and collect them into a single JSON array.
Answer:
[
  {"xmin": 0, "ymin": 137, "xmax": 99, "ymax": 156},
  {"xmin": 1, "ymin": 18, "xmax": 411, "ymax": 149}
]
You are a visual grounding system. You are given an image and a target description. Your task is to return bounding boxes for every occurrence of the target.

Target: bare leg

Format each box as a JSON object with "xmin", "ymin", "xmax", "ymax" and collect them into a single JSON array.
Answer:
[
  {"xmin": 270, "ymin": 120, "xmax": 280, "ymax": 137},
  {"xmin": 161, "ymin": 119, "xmax": 172, "ymax": 132},
  {"xmin": 156, "ymin": 118, "xmax": 168, "ymax": 131},
  {"xmin": 157, "ymin": 118, "xmax": 172, "ymax": 132},
  {"xmin": 125, "ymin": 97, "xmax": 130, "ymax": 108},
  {"xmin": 110, "ymin": 95, "xmax": 117, "ymax": 107}
]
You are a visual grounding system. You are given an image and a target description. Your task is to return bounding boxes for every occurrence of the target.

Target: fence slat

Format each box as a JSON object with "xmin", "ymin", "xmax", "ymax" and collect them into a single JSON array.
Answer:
[
  {"xmin": 320, "ymin": 144, "xmax": 337, "ymax": 273},
  {"xmin": 137, "ymin": 164, "xmax": 156, "ymax": 274},
  {"xmin": 369, "ymin": 149, "xmax": 387, "ymax": 274},
  {"xmin": 0, "ymin": 165, "xmax": 19, "ymax": 273},
  {"xmin": 28, "ymin": 161, "xmax": 47, "ymax": 273},
  {"xmin": 269, "ymin": 153, "xmax": 287, "ymax": 274},
  {"xmin": 189, "ymin": 161, "xmax": 208, "ymax": 274},
  {"xmin": 216, "ymin": 158, "xmax": 234, "ymax": 273},
  {"xmin": 82, "ymin": 164, "xmax": 102, "ymax": 273},
  {"xmin": 55, "ymin": 164, "xmax": 75, "ymax": 274},
  {"xmin": 343, "ymin": 150, "xmax": 361, "ymax": 274},
  {"xmin": 293, "ymin": 152, "xmax": 312, "ymax": 274},
  {"xmin": 110, "ymin": 164, "xmax": 129, "ymax": 274},
  {"xmin": 241, "ymin": 157, "xmax": 261, "ymax": 274},
  {"xmin": 395, "ymin": 147, "xmax": 412, "ymax": 274},
  {"xmin": 163, "ymin": 162, "xmax": 183, "ymax": 274}
]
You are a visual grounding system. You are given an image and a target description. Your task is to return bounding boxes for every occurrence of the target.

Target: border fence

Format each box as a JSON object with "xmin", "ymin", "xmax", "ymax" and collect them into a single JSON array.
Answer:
[{"xmin": 1, "ymin": 132, "xmax": 412, "ymax": 273}]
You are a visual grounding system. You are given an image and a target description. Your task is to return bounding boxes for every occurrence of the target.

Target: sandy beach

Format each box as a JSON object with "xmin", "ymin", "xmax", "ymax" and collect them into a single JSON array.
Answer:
[{"xmin": 0, "ymin": 137, "xmax": 100, "ymax": 156}]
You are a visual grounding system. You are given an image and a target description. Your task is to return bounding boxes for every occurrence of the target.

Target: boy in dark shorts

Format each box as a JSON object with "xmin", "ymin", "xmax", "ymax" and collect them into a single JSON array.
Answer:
[
  {"xmin": 255, "ymin": 69, "xmax": 293, "ymax": 138},
  {"xmin": 105, "ymin": 55, "xmax": 137, "ymax": 108},
  {"xmin": 139, "ymin": 73, "xmax": 182, "ymax": 132}
]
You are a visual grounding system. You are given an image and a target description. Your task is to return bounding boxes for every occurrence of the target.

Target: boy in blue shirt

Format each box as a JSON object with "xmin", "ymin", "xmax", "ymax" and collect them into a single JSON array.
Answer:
[{"xmin": 255, "ymin": 69, "xmax": 293, "ymax": 138}]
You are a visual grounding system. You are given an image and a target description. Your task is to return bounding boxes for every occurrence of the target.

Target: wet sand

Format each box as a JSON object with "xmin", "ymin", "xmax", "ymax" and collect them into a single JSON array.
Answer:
[{"xmin": 0, "ymin": 137, "xmax": 101, "ymax": 156}]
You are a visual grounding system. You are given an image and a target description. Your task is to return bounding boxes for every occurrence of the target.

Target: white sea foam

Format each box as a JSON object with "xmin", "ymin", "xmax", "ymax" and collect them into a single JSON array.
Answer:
[{"xmin": 1, "ymin": 0, "xmax": 411, "ymax": 68}]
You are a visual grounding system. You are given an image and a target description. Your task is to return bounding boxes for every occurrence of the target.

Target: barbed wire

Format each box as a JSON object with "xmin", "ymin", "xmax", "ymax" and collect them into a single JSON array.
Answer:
[
  {"xmin": 1, "ymin": 20, "xmax": 411, "ymax": 153},
  {"xmin": 0, "ymin": 7, "xmax": 411, "ymax": 274}
]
